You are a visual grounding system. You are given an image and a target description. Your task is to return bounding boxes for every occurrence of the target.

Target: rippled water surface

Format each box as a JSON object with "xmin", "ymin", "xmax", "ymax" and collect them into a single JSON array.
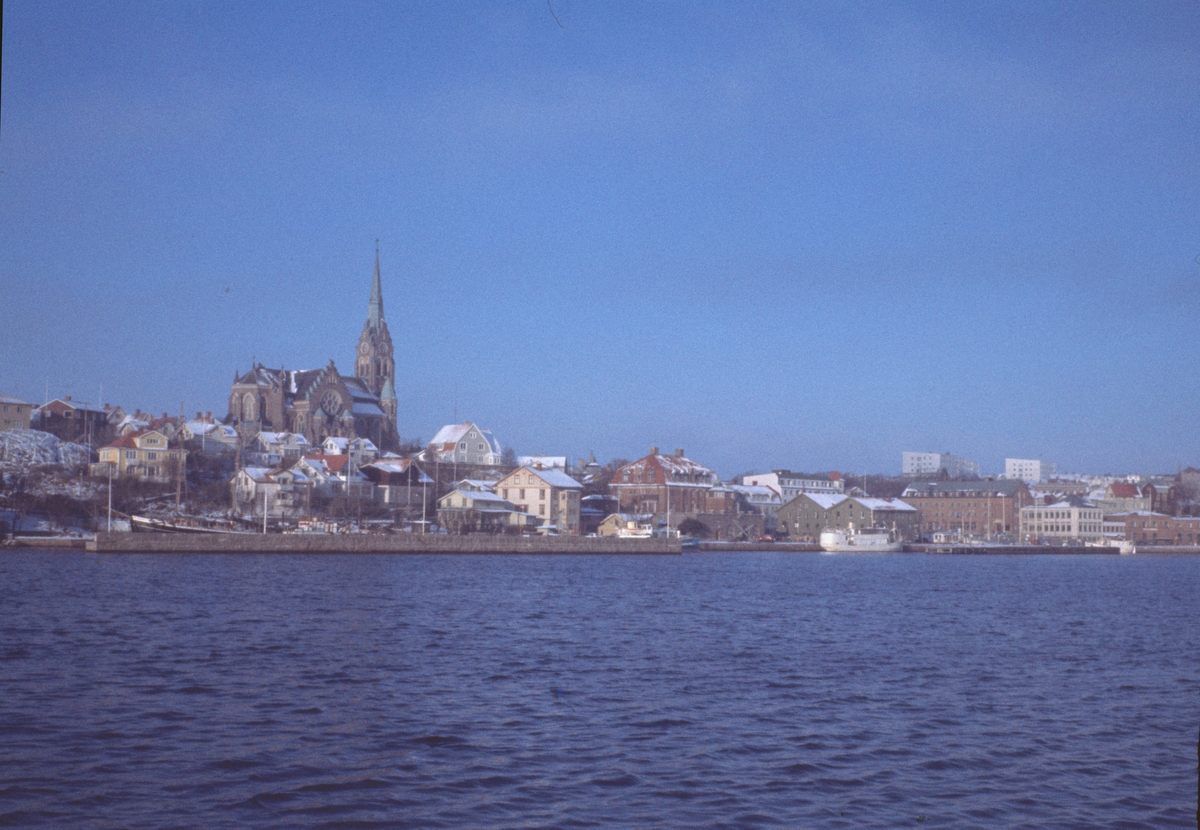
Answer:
[{"xmin": 1, "ymin": 551, "xmax": 1198, "ymax": 828}]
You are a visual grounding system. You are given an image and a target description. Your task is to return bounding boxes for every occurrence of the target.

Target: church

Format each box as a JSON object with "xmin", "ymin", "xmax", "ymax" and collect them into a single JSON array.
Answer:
[{"xmin": 226, "ymin": 249, "xmax": 400, "ymax": 451}]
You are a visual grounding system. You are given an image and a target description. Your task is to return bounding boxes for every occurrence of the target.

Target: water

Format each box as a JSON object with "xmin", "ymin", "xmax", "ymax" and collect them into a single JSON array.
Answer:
[{"xmin": 1, "ymin": 551, "xmax": 1197, "ymax": 828}]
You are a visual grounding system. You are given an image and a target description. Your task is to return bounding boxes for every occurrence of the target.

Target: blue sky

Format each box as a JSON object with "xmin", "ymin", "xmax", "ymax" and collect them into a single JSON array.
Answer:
[{"xmin": 2, "ymin": 2, "xmax": 1198, "ymax": 477}]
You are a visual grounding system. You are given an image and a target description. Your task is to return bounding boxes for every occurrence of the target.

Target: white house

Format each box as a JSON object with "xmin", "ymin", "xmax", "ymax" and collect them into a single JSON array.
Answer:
[
  {"xmin": 231, "ymin": 465, "xmax": 313, "ymax": 518},
  {"xmin": 424, "ymin": 422, "xmax": 502, "ymax": 466},
  {"xmin": 1005, "ymin": 458, "xmax": 1055, "ymax": 483}
]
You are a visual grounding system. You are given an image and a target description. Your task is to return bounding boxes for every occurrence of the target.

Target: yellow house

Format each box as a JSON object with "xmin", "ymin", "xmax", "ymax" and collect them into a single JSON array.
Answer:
[
  {"xmin": 0, "ymin": 392, "xmax": 33, "ymax": 431},
  {"xmin": 494, "ymin": 465, "xmax": 583, "ymax": 535},
  {"xmin": 97, "ymin": 430, "xmax": 186, "ymax": 482}
]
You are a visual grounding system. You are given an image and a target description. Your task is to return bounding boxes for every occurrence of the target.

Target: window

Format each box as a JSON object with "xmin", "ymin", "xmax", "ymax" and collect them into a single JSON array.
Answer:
[
  {"xmin": 147, "ymin": 452, "xmax": 158, "ymax": 461},
  {"xmin": 478, "ymin": 443, "xmax": 485, "ymax": 451},
  {"xmin": 540, "ymin": 489, "xmax": 546, "ymax": 500},
  {"xmin": 126, "ymin": 450, "xmax": 137, "ymax": 460},
  {"xmin": 502, "ymin": 489, "xmax": 508, "ymax": 499},
  {"xmin": 539, "ymin": 504, "xmax": 546, "ymax": 516},
  {"xmin": 519, "ymin": 489, "xmax": 525, "ymax": 499},
  {"xmin": 458, "ymin": 442, "xmax": 467, "ymax": 450}
]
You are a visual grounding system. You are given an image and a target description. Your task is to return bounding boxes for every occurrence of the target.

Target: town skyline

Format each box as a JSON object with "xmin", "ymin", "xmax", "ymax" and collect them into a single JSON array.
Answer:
[{"xmin": 3, "ymin": 3, "xmax": 1198, "ymax": 476}]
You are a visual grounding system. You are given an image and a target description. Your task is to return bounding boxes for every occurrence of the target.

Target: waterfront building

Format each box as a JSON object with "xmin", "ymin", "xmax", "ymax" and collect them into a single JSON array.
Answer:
[
  {"xmin": 423, "ymin": 422, "xmax": 503, "ymax": 466},
  {"xmin": 494, "ymin": 465, "xmax": 583, "ymax": 535},
  {"xmin": 777, "ymin": 493, "xmax": 917, "ymax": 541},
  {"xmin": 1005, "ymin": 458, "xmax": 1055, "ymax": 483},
  {"xmin": 1019, "ymin": 501, "xmax": 1105, "ymax": 543},
  {"xmin": 95, "ymin": 429, "xmax": 186, "ymax": 483},
  {"xmin": 436, "ymin": 488, "xmax": 538, "ymax": 534},
  {"xmin": 727, "ymin": 484, "xmax": 784, "ymax": 530},
  {"xmin": 902, "ymin": 479, "xmax": 1032, "ymax": 537},
  {"xmin": 902, "ymin": 451, "xmax": 980, "ymax": 479},
  {"xmin": 226, "ymin": 250, "xmax": 399, "ymax": 450},
  {"xmin": 1106, "ymin": 512, "xmax": 1200, "ymax": 546},
  {"xmin": 741, "ymin": 470, "xmax": 844, "ymax": 500},
  {"xmin": 609, "ymin": 448, "xmax": 729, "ymax": 515},
  {"xmin": 596, "ymin": 513, "xmax": 655, "ymax": 537},
  {"xmin": 0, "ymin": 393, "xmax": 33, "ymax": 431}
]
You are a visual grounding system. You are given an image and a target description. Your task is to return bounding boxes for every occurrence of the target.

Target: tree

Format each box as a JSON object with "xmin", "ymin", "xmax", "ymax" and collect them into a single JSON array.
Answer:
[{"xmin": 501, "ymin": 447, "xmax": 517, "ymax": 467}]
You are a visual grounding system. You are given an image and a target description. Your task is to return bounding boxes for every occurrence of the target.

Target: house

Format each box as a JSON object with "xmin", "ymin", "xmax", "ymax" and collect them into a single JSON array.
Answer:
[
  {"xmin": 180, "ymin": 415, "xmax": 240, "ymax": 453},
  {"xmin": 494, "ymin": 465, "xmax": 584, "ymax": 535},
  {"xmin": 95, "ymin": 430, "xmax": 187, "ymax": 482},
  {"xmin": 253, "ymin": 432, "xmax": 312, "ymax": 467},
  {"xmin": 322, "ymin": 436, "xmax": 379, "ymax": 467},
  {"xmin": 776, "ymin": 493, "xmax": 917, "ymax": 541},
  {"xmin": 32, "ymin": 397, "xmax": 115, "ymax": 444},
  {"xmin": 1139, "ymin": 478, "xmax": 1178, "ymax": 516},
  {"xmin": 361, "ymin": 457, "xmax": 434, "ymax": 507},
  {"xmin": 436, "ymin": 488, "xmax": 539, "ymax": 534},
  {"xmin": 1019, "ymin": 499, "xmax": 1105, "ymax": 543},
  {"xmin": 294, "ymin": 453, "xmax": 373, "ymax": 499},
  {"xmin": 423, "ymin": 422, "xmax": 503, "ymax": 466},
  {"xmin": 231, "ymin": 465, "xmax": 313, "ymax": 518},
  {"xmin": 901, "ymin": 479, "xmax": 1033, "ymax": 538},
  {"xmin": 597, "ymin": 513, "xmax": 655, "ymax": 537},
  {"xmin": 741, "ymin": 470, "xmax": 844, "ymax": 500},
  {"xmin": 1097, "ymin": 482, "xmax": 1151, "ymax": 515},
  {"xmin": 0, "ymin": 393, "xmax": 33, "ymax": 431}
]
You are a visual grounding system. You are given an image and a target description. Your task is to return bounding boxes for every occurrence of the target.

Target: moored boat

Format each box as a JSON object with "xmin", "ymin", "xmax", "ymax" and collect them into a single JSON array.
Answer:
[{"xmin": 819, "ymin": 524, "xmax": 902, "ymax": 553}]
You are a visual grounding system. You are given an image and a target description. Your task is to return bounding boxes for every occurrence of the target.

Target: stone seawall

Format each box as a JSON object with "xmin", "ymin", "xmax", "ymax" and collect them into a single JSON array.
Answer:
[{"xmin": 88, "ymin": 532, "xmax": 681, "ymax": 555}]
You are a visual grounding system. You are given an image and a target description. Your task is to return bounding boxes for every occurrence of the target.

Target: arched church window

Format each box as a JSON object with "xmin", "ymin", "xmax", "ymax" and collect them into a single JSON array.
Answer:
[{"xmin": 242, "ymin": 394, "xmax": 257, "ymax": 422}]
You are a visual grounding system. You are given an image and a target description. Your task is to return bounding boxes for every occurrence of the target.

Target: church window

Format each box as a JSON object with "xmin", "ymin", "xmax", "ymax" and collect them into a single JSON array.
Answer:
[{"xmin": 242, "ymin": 394, "xmax": 257, "ymax": 422}]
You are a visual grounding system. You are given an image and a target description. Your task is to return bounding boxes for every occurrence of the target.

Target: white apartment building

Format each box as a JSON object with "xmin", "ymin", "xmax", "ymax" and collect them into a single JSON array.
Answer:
[
  {"xmin": 1019, "ymin": 502, "xmax": 1104, "ymax": 543},
  {"xmin": 1005, "ymin": 458, "xmax": 1055, "ymax": 483},
  {"xmin": 742, "ymin": 470, "xmax": 844, "ymax": 502},
  {"xmin": 902, "ymin": 452, "xmax": 980, "ymax": 479}
]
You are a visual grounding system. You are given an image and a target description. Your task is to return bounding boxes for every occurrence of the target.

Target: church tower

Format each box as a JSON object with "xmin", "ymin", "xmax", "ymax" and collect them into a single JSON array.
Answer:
[{"xmin": 356, "ymin": 244, "xmax": 397, "ymax": 425}]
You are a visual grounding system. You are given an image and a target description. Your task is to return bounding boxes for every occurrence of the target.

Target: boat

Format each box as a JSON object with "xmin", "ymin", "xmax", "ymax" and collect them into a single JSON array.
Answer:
[
  {"xmin": 819, "ymin": 524, "xmax": 902, "ymax": 553},
  {"xmin": 131, "ymin": 514, "xmax": 255, "ymax": 534}
]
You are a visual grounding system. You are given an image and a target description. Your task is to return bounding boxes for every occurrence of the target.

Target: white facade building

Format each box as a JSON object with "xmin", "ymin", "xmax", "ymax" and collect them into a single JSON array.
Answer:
[
  {"xmin": 902, "ymin": 451, "xmax": 980, "ymax": 479},
  {"xmin": 742, "ymin": 471, "xmax": 844, "ymax": 502},
  {"xmin": 425, "ymin": 422, "xmax": 503, "ymax": 466},
  {"xmin": 1019, "ymin": 501, "xmax": 1104, "ymax": 543},
  {"xmin": 1005, "ymin": 458, "xmax": 1055, "ymax": 483}
]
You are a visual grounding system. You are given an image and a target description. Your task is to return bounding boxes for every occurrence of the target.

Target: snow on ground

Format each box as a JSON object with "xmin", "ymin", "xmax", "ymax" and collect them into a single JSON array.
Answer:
[{"xmin": 0, "ymin": 429, "xmax": 95, "ymax": 471}]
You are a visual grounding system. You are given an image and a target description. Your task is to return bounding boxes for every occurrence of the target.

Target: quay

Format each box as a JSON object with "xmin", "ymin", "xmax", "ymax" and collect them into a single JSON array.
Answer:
[{"xmin": 87, "ymin": 531, "xmax": 681, "ymax": 555}]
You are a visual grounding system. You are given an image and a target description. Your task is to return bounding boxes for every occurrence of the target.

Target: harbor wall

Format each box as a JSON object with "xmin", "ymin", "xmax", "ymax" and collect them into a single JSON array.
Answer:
[{"xmin": 88, "ymin": 532, "xmax": 681, "ymax": 555}]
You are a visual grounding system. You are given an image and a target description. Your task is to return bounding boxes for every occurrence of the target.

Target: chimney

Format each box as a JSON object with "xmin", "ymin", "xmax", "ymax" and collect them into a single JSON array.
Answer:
[
  {"xmin": 675, "ymin": 448, "xmax": 684, "ymax": 457},
  {"xmin": 196, "ymin": 411, "xmax": 202, "ymax": 419},
  {"xmin": 649, "ymin": 446, "xmax": 659, "ymax": 456},
  {"xmin": 65, "ymin": 396, "xmax": 72, "ymax": 401}
]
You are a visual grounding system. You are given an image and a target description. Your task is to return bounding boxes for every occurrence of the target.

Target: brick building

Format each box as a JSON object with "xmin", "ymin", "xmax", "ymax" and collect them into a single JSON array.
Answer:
[{"xmin": 902, "ymin": 479, "xmax": 1032, "ymax": 538}]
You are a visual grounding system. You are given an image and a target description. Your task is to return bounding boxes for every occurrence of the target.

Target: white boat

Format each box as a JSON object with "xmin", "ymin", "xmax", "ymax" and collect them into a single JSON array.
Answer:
[{"xmin": 819, "ymin": 524, "xmax": 902, "ymax": 553}]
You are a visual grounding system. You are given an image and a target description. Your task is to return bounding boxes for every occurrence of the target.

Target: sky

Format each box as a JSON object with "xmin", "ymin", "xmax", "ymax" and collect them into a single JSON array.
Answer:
[{"xmin": 2, "ymin": 2, "xmax": 1198, "ymax": 478}]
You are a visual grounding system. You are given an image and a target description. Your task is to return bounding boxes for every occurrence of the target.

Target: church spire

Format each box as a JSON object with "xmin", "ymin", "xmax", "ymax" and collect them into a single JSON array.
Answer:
[{"xmin": 368, "ymin": 240, "xmax": 384, "ymax": 329}]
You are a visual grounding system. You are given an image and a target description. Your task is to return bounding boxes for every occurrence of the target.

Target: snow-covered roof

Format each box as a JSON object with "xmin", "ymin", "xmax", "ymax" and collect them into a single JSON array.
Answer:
[
  {"xmin": 728, "ymin": 484, "xmax": 782, "ymax": 502},
  {"xmin": 802, "ymin": 493, "xmax": 849, "ymax": 510},
  {"xmin": 258, "ymin": 431, "xmax": 310, "ymax": 447},
  {"xmin": 520, "ymin": 467, "xmax": 582, "ymax": 490},
  {"xmin": 352, "ymin": 401, "xmax": 385, "ymax": 416},
  {"xmin": 440, "ymin": 489, "xmax": 513, "ymax": 506},
  {"xmin": 0, "ymin": 392, "xmax": 31, "ymax": 405},
  {"xmin": 854, "ymin": 497, "xmax": 916, "ymax": 512}
]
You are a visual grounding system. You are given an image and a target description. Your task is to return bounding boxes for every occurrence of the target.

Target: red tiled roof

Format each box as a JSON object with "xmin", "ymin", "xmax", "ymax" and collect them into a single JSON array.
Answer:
[{"xmin": 1109, "ymin": 482, "xmax": 1140, "ymax": 498}]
